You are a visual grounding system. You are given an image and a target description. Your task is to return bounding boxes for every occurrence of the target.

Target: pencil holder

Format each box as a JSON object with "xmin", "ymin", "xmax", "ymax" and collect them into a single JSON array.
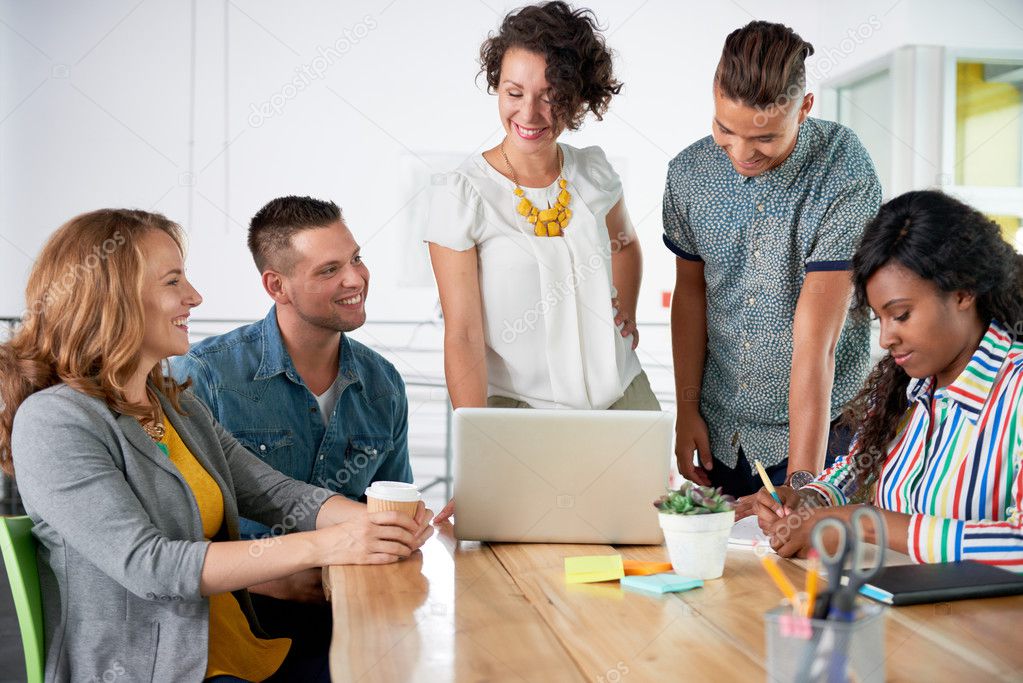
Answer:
[{"xmin": 764, "ymin": 602, "xmax": 885, "ymax": 683}]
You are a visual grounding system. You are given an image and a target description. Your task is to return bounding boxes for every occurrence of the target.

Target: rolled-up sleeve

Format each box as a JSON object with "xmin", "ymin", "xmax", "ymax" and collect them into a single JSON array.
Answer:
[{"xmin": 802, "ymin": 439, "xmax": 869, "ymax": 506}]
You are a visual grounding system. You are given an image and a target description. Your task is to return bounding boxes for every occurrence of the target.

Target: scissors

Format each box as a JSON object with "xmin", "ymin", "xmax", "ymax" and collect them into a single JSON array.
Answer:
[
  {"xmin": 800, "ymin": 507, "xmax": 887, "ymax": 683},
  {"xmin": 809, "ymin": 506, "xmax": 887, "ymax": 620},
  {"xmin": 809, "ymin": 518, "xmax": 848, "ymax": 620}
]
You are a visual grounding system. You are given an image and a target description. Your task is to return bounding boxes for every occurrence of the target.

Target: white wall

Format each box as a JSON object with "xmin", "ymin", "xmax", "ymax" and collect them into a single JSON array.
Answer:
[
  {"xmin": 2, "ymin": 0, "xmax": 1020, "ymax": 324},
  {"xmin": 815, "ymin": 0, "xmax": 1023, "ymax": 79},
  {"xmin": 0, "ymin": 0, "xmax": 817, "ymax": 323}
]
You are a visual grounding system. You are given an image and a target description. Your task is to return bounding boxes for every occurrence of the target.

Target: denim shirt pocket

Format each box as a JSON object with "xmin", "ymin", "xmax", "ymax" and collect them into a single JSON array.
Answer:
[
  {"xmin": 232, "ymin": 428, "xmax": 298, "ymax": 479},
  {"xmin": 343, "ymin": 436, "xmax": 394, "ymax": 497}
]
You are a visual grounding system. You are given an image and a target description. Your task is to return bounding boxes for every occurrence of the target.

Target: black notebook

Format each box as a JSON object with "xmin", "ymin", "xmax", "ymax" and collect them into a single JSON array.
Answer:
[{"xmin": 859, "ymin": 561, "xmax": 1023, "ymax": 606}]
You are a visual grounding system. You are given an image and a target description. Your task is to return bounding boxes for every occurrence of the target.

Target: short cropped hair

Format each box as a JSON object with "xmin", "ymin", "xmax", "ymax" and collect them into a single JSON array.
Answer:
[{"xmin": 248, "ymin": 195, "xmax": 343, "ymax": 274}]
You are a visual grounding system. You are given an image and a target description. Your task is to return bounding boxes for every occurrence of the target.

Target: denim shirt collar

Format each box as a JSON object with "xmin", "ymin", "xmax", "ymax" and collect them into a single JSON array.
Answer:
[{"xmin": 252, "ymin": 306, "xmax": 363, "ymax": 389}]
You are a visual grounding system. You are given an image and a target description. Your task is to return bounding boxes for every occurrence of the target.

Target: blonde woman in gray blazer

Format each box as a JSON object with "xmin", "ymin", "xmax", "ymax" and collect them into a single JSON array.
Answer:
[{"xmin": 0, "ymin": 209, "xmax": 433, "ymax": 682}]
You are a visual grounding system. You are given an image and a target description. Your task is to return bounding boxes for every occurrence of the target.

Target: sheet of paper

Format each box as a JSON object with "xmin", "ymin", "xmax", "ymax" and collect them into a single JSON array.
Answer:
[
  {"xmin": 564, "ymin": 555, "xmax": 624, "ymax": 584},
  {"xmin": 728, "ymin": 514, "xmax": 774, "ymax": 552}
]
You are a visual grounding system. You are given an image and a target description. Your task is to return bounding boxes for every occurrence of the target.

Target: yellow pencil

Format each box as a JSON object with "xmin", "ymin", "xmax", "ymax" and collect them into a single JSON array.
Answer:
[
  {"xmin": 804, "ymin": 550, "xmax": 820, "ymax": 618},
  {"xmin": 754, "ymin": 459, "xmax": 786, "ymax": 515},
  {"xmin": 760, "ymin": 555, "xmax": 798, "ymax": 603}
]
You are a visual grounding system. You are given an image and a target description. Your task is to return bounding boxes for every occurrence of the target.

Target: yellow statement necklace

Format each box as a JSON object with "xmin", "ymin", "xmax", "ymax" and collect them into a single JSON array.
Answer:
[{"xmin": 500, "ymin": 142, "xmax": 573, "ymax": 237}]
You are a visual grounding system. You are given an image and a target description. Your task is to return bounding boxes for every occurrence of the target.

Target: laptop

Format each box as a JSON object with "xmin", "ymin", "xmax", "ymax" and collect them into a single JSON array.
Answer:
[{"xmin": 452, "ymin": 408, "xmax": 674, "ymax": 544}]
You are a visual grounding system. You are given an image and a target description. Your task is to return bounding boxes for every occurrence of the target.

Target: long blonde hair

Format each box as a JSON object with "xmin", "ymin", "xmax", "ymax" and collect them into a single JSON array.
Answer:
[{"xmin": 0, "ymin": 209, "xmax": 191, "ymax": 475}]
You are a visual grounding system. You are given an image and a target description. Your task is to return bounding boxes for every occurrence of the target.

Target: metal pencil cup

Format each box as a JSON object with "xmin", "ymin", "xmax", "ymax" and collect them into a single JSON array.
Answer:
[{"xmin": 764, "ymin": 602, "xmax": 885, "ymax": 683}]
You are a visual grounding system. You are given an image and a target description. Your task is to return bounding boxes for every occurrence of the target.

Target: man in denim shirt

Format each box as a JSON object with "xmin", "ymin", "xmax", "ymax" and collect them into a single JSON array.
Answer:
[
  {"xmin": 171, "ymin": 195, "xmax": 426, "ymax": 668},
  {"xmin": 664, "ymin": 22, "xmax": 881, "ymax": 511}
]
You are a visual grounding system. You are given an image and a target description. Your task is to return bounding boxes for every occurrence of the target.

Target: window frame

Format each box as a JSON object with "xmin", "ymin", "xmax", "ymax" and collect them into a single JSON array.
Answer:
[{"xmin": 940, "ymin": 47, "xmax": 1023, "ymax": 221}]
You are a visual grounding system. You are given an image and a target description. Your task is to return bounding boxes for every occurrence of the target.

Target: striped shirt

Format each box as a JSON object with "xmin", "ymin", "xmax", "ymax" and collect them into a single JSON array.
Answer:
[{"xmin": 805, "ymin": 320, "xmax": 1023, "ymax": 571}]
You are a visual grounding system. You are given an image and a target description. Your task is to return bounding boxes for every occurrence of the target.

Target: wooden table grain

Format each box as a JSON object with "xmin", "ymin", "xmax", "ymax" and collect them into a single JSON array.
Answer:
[{"xmin": 326, "ymin": 523, "xmax": 1023, "ymax": 682}]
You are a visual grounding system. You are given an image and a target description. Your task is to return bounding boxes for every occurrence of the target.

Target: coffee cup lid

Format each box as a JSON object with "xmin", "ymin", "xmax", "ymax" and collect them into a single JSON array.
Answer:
[{"xmin": 366, "ymin": 481, "xmax": 421, "ymax": 503}]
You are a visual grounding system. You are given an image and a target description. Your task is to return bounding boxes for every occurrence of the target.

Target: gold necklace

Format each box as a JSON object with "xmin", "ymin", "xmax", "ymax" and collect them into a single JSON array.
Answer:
[
  {"xmin": 500, "ymin": 142, "xmax": 573, "ymax": 237},
  {"xmin": 137, "ymin": 390, "xmax": 166, "ymax": 441},
  {"xmin": 139, "ymin": 418, "xmax": 165, "ymax": 441}
]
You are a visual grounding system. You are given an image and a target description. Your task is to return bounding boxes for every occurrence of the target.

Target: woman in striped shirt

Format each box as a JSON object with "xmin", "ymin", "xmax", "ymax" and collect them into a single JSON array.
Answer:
[{"xmin": 755, "ymin": 190, "xmax": 1023, "ymax": 571}]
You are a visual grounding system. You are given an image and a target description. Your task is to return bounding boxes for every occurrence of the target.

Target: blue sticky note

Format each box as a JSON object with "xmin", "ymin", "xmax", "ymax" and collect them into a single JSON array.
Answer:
[{"xmin": 620, "ymin": 573, "xmax": 704, "ymax": 594}]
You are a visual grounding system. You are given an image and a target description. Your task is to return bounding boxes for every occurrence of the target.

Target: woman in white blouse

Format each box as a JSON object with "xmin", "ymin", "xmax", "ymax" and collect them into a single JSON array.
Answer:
[{"xmin": 427, "ymin": 2, "xmax": 657, "ymax": 518}]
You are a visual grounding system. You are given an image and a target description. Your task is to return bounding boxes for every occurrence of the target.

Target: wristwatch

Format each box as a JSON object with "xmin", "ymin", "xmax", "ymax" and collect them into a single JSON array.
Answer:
[{"xmin": 786, "ymin": 470, "xmax": 815, "ymax": 490}]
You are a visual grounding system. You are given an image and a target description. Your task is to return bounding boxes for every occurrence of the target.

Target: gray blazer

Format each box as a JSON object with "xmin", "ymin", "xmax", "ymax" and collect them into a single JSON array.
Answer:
[{"xmin": 11, "ymin": 383, "xmax": 337, "ymax": 682}]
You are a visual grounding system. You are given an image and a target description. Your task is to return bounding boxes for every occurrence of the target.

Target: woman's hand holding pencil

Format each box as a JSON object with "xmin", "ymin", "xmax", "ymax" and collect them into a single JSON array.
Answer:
[
  {"xmin": 751, "ymin": 459, "xmax": 803, "ymax": 518},
  {"xmin": 752, "ymin": 484, "xmax": 818, "ymax": 557},
  {"xmin": 753, "ymin": 459, "xmax": 786, "ymax": 515}
]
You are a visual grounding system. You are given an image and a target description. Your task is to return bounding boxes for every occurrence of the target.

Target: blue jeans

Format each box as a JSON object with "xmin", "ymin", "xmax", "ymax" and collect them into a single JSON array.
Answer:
[
  {"xmin": 204, "ymin": 652, "xmax": 330, "ymax": 683},
  {"xmin": 204, "ymin": 643, "xmax": 330, "ymax": 683}
]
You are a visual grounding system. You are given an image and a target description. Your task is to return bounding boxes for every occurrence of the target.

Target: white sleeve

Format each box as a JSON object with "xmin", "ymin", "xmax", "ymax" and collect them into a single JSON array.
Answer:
[
  {"xmin": 424, "ymin": 171, "xmax": 484, "ymax": 252},
  {"xmin": 578, "ymin": 145, "xmax": 623, "ymax": 208}
]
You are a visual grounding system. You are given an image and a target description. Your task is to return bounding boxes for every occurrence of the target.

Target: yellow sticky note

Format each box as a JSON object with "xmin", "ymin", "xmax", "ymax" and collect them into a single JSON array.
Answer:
[{"xmin": 564, "ymin": 555, "xmax": 625, "ymax": 584}]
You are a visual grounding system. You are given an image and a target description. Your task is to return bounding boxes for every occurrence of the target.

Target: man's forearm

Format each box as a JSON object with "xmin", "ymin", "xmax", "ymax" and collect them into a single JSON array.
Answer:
[
  {"xmin": 787, "ymin": 345, "xmax": 835, "ymax": 474},
  {"xmin": 247, "ymin": 577, "xmax": 291, "ymax": 599},
  {"xmin": 788, "ymin": 270, "xmax": 852, "ymax": 476},
  {"xmin": 670, "ymin": 281, "xmax": 707, "ymax": 415}
]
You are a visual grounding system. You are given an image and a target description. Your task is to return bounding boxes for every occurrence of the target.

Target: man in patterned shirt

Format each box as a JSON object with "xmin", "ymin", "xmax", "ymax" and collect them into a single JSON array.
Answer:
[{"xmin": 663, "ymin": 21, "xmax": 881, "ymax": 509}]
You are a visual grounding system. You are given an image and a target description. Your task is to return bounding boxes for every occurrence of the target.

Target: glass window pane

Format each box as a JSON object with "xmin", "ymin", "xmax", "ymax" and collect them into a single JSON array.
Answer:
[
  {"xmin": 837, "ymin": 70, "xmax": 892, "ymax": 196},
  {"xmin": 987, "ymin": 214, "xmax": 1023, "ymax": 253},
  {"xmin": 956, "ymin": 60, "xmax": 1023, "ymax": 187}
]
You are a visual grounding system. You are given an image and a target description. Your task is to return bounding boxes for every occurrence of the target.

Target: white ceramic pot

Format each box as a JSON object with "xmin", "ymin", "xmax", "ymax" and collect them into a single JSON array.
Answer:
[{"xmin": 658, "ymin": 509, "xmax": 735, "ymax": 580}]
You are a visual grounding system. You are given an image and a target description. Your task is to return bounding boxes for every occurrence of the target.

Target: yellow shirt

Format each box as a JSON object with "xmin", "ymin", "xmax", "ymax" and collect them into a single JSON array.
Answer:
[{"xmin": 160, "ymin": 419, "xmax": 290, "ymax": 681}]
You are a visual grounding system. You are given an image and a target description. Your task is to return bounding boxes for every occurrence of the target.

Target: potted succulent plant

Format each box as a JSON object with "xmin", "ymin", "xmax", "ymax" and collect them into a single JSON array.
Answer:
[{"xmin": 653, "ymin": 482, "xmax": 737, "ymax": 580}]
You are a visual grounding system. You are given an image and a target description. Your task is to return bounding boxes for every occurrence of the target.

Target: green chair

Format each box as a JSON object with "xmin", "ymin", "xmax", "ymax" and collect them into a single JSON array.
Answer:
[{"xmin": 0, "ymin": 515, "xmax": 44, "ymax": 683}]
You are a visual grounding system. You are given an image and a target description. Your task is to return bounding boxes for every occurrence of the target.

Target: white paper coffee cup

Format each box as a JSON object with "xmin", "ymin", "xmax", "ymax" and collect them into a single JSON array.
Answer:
[{"xmin": 366, "ymin": 481, "xmax": 421, "ymax": 517}]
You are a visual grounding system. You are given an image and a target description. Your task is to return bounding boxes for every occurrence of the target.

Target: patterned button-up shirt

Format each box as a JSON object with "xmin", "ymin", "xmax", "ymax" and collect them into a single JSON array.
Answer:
[{"xmin": 662, "ymin": 117, "xmax": 881, "ymax": 470}]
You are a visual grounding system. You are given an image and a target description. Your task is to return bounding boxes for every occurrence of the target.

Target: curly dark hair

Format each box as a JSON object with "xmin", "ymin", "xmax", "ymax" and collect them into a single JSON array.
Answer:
[
  {"xmin": 840, "ymin": 190, "xmax": 1023, "ymax": 497},
  {"xmin": 479, "ymin": 2, "xmax": 622, "ymax": 131}
]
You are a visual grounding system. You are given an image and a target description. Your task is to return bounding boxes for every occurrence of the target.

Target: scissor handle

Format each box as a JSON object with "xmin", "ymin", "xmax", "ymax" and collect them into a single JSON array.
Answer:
[
  {"xmin": 847, "ymin": 506, "xmax": 887, "ymax": 584},
  {"xmin": 810, "ymin": 517, "xmax": 850, "ymax": 587}
]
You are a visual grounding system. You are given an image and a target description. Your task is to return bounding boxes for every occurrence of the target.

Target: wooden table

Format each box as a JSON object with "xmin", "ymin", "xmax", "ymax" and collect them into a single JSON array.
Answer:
[{"xmin": 325, "ymin": 523, "xmax": 1023, "ymax": 682}]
